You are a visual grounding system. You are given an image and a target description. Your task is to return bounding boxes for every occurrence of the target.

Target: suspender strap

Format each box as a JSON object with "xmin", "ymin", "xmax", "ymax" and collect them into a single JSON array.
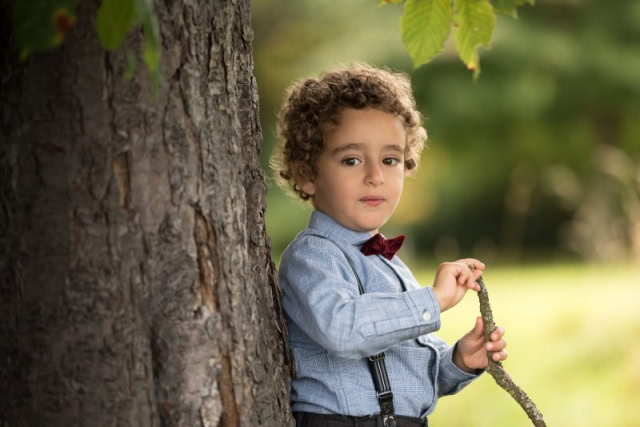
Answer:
[
  {"xmin": 344, "ymin": 256, "xmax": 396, "ymax": 427},
  {"xmin": 368, "ymin": 353, "xmax": 394, "ymax": 419}
]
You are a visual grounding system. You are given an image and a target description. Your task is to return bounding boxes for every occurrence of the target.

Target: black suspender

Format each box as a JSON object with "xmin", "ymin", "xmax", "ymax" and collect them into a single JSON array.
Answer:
[{"xmin": 343, "ymin": 256, "xmax": 397, "ymax": 427}]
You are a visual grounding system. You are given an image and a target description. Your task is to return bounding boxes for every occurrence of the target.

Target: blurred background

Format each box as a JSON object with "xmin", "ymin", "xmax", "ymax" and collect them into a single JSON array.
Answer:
[{"xmin": 252, "ymin": 0, "xmax": 640, "ymax": 425}]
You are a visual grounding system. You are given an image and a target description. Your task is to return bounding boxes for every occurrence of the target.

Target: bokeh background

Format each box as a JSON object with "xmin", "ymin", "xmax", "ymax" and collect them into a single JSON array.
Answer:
[{"xmin": 252, "ymin": 0, "xmax": 640, "ymax": 426}]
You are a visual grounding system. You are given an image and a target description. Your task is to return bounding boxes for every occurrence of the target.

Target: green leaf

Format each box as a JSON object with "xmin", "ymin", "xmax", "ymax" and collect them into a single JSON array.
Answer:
[
  {"xmin": 402, "ymin": 0, "xmax": 453, "ymax": 68},
  {"xmin": 143, "ymin": 18, "xmax": 159, "ymax": 75},
  {"xmin": 97, "ymin": 0, "xmax": 137, "ymax": 51},
  {"xmin": 123, "ymin": 50, "xmax": 137, "ymax": 81},
  {"xmin": 136, "ymin": 0, "xmax": 161, "ymax": 86},
  {"xmin": 12, "ymin": 0, "xmax": 78, "ymax": 56},
  {"xmin": 453, "ymin": 0, "xmax": 495, "ymax": 75}
]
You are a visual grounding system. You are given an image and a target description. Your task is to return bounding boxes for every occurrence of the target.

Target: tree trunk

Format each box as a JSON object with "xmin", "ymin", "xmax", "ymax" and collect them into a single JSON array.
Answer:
[{"xmin": 0, "ymin": 1, "xmax": 294, "ymax": 426}]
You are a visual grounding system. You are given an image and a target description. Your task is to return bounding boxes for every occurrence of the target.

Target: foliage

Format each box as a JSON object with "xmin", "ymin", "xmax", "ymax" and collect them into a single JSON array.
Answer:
[
  {"xmin": 390, "ymin": 0, "xmax": 534, "ymax": 76},
  {"xmin": 453, "ymin": 0, "xmax": 495, "ymax": 76},
  {"xmin": 402, "ymin": 0, "xmax": 453, "ymax": 74},
  {"xmin": 10, "ymin": 0, "xmax": 160, "ymax": 81},
  {"xmin": 11, "ymin": 0, "xmax": 78, "ymax": 59},
  {"xmin": 96, "ymin": 0, "xmax": 136, "ymax": 51}
]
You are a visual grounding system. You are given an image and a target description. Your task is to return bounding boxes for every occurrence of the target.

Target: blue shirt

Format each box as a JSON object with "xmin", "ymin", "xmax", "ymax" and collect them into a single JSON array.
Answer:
[{"xmin": 279, "ymin": 211, "xmax": 480, "ymax": 419}]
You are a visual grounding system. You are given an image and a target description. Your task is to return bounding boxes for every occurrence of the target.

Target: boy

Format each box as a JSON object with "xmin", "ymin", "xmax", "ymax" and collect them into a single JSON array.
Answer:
[{"xmin": 271, "ymin": 63, "xmax": 507, "ymax": 427}]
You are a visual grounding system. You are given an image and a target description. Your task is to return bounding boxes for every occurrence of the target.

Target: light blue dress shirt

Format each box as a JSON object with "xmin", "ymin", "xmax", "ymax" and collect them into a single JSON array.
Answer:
[{"xmin": 279, "ymin": 210, "xmax": 481, "ymax": 419}]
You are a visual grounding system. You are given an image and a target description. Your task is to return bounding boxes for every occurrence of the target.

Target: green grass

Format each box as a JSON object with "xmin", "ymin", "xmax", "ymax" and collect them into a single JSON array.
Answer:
[{"xmin": 412, "ymin": 262, "xmax": 640, "ymax": 427}]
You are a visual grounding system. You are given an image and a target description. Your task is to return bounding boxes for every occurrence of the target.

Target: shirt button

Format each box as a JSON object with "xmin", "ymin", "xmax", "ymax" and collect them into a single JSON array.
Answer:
[{"xmin": 422, "ymin": 312, "xmax": 431, "ymax": 321}]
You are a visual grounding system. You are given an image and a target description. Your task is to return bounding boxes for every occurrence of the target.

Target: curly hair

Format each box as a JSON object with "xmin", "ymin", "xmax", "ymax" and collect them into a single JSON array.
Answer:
[{"xmin": 270, "ymin": 62, "xmax": 427, "ymax": 202}]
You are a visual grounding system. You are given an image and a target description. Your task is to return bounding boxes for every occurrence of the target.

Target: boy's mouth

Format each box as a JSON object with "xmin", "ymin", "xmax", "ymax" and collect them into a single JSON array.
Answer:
[{"xmin": 360, "ymin": 196, "xmax": 385, "ymax": 206}]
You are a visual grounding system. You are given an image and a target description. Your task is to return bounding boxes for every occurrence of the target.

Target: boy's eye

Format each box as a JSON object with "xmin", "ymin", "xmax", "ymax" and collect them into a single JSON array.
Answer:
[
  {"xmin": 342, "ymin": 157, "xmax": 361, "ymax": 166},
  {"xmin": 383, "ymin": 157, "xmax": 400, "ymax": 166}
]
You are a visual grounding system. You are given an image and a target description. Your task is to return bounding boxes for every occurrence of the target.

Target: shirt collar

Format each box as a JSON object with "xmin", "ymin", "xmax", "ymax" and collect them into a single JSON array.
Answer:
[{"xmin": 308, "ymin": 210, "xmax": 376, "ymax": 246}]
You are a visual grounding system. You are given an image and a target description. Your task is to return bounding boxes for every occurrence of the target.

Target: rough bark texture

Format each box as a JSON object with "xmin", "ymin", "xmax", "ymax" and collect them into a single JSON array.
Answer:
[
  {"xmin": 0, "ymin": 0, "xmax": 293, "ymax": 426},
  {"xmin": 475, "ymin": 275, "xmax": 546, "ymax": 427}
]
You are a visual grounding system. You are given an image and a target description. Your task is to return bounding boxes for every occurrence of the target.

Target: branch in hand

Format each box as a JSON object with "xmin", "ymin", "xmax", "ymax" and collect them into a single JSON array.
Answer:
[{"xmin": 472, "ymin": 268, "xmax": 547, "ymax": 427}]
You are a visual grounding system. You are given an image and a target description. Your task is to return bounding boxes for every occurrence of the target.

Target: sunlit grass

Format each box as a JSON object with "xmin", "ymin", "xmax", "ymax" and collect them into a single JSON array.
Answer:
[{"xmin": 412, "ymin": 262, "xmax": 640, "ymax": 427}]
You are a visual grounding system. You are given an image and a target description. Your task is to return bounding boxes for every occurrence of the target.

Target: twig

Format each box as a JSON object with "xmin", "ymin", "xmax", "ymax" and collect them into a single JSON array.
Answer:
[{"xmin": 473, "ymin": 270, "xmax": 547, "ymax": 427}]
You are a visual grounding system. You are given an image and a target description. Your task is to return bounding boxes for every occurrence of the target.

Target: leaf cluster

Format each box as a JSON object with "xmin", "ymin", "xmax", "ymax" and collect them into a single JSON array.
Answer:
[
  {"xmin": 12, "ymin": 0, "xmax": 78, "ymax": 59},
  {"xmin": 384, "ymin": 0, "xmax": 534, "ymax": 77},
  {"xmin": 97, "ymin": 0, "xmax": 160, "ymax": 79},
  {"xmin": 10, "ymin": 0, "xmax": 160, "ymax": 81}
]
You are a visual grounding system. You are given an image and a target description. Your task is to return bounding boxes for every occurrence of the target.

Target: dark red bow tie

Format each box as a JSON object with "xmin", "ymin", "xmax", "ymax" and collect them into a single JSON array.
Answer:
[{"xmin": 360, "ymin": 233, "xmax": 406, "ymax": 260}]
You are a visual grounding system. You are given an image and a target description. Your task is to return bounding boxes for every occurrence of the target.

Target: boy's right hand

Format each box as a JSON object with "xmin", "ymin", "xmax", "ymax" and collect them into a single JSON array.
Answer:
[{"xmin": 432, "ymin": 259, "xmax": 485, "ymax": 312}]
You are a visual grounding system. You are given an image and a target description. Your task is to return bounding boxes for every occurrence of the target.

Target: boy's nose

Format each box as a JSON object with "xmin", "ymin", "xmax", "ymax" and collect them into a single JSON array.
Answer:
[{"xmin": 365, "ymin": 164, "xmax": 384, "ymax": 186}]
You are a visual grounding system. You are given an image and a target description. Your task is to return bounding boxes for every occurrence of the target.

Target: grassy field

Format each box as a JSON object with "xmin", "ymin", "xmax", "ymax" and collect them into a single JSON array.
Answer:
[{"xmin": 412, "ymin": 262, "xmax": 640, "ymax": 427}]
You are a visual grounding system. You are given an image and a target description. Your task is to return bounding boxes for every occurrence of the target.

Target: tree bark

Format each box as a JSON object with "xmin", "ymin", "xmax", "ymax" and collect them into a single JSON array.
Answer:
[{"xmin": 0, "ymin": 0, "xmax": 293, "ymax": 426}]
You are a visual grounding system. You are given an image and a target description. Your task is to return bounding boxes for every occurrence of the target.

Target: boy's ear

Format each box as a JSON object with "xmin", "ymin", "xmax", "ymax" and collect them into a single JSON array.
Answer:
[
  {"xmin": 299, "ymin": 180, "xmax": 316, "ymax": 197},
  {"xmin": 292, "ymin": 162, "xmax": 316, "ymax": 197}
]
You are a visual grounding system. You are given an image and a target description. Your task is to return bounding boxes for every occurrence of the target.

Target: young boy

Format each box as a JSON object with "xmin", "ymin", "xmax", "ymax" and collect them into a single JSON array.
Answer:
[{"xmin": 271, "ymin": 63, "xmax": 507, "ymax": 427}]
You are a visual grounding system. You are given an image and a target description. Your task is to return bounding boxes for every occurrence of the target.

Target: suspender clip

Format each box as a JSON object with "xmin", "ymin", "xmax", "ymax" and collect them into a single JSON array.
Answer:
[
  {"xmin": 383, "ymin": 415, "xmax": 396, "ymax": 427},
  {"xmin": 377, "ymin": 390, "xmax": 394, "ymax": 417},
  {"xmin": 376, "ymin": 390, "xmax": 393, "ymax": 400}
]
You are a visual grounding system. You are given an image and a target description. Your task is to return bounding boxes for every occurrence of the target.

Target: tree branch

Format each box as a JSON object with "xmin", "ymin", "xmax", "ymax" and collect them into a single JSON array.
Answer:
[{"xmin": 475, "ymin": 273, "xmax": 547, "ymax": 427}]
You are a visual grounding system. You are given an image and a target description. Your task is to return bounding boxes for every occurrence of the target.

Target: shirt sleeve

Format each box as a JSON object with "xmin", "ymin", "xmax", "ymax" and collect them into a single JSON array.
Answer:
[
  {"xmin": 422, "ymin": 334, "xmax": 482, "ymax": 396},
  {"xmin": 279, "ymin": 235, "xmax": 441, "ymax": 359}
]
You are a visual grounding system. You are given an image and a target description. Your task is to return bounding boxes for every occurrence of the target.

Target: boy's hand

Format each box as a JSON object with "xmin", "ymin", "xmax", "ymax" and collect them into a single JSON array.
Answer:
[
  {"xmin": 453, "ymin": 316, "xmax": 508, "ymax": 374},
  {"xmin": 432, "ymin": 259, "xmax": 484, "ymax": 312}
]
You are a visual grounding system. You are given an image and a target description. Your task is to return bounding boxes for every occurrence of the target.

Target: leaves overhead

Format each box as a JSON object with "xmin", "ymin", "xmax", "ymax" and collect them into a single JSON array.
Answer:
[
  {"xmin": 389, "ymin": 0, "xmax": 532, "ymax": 76},
  {"xmin": 12, "ymin": 0, "xmax": 78, "ymax": 59},
  {"xmin": 136, "ymin": 0, "xmax": 161, "ymax": 80},
  {"xmin": 453, "ymin": 0, "xmax": 495, "ymax": 76},
  {"xmin": 97, "ymin": 0, "xmax": 137, "ymax": 51},
  {"xmin": 10, "ymin": 0, "xmax": 532, "ymax": 81},
  {"xmin": 11, "ymin": 0, "xmax": 160, "ymax": 81},
  {"xmin": 97, "ymin": 0, "xmax": 160, "ymax": 81},
  {"xmin": 402, "ymin": 0, "xmax": 452, "ymax": 69}
]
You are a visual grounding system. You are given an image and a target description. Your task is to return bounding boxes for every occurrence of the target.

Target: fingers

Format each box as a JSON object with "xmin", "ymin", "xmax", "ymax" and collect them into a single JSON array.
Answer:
[
  {"xmin": 457, "ymin": 270, "xmax": 477, "ymax": 291},
  {"xmin": 470, "ymin": 270, "xmax": 482, "ymax": 291},
  {"xmin": 486, "ymin": 325, "xmax": 507, "ymax": 361},
  {"xmin": 491, "ymin": 349, "xmax": 508, "ymax": 361},
  {"xmin": 490, "ymin": 326, "xmax": 505, "ymax": 341},
  {"xmin": 433, "ymin": 259, "xmax": 486, "ymax": 311},
  {"xmin": 474, "ymin": 316, "xmax": 483, "ymax": 334},
  {"xmin": 469, "ymin": 316, "xmax": 484, "ymax": 337},
  {"xmin": 454, "ymin": 261, "xmax": 482, "ymax": 291},
  {"xmin": 486, "ymin": 338, "xmax": 507, "ymax": 352},
  {"xmin": 459, "ymin": 258, "xmax": 485, "ymax": 272},
  {"xmin": 459, "ymin": 258, "xmax": 484, "ymax": 291}
]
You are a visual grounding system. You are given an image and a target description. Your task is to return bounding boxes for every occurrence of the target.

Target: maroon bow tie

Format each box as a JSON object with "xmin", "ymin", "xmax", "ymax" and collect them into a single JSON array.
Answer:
[{"xmin": 360, "ymin": 233, "xmax": 406, "ymax": 260}]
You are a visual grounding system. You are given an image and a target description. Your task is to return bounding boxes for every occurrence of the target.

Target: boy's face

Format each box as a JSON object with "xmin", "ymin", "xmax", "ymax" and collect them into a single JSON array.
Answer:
[{"xmin": 299, "ymin": 107, "xmax": 406, "ymax": 234}]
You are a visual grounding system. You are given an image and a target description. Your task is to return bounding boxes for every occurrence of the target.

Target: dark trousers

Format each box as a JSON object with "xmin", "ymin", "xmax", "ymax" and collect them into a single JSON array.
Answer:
[{"xmin": 293, "ymin": 412, "xmax": 428, "ymax": 427}]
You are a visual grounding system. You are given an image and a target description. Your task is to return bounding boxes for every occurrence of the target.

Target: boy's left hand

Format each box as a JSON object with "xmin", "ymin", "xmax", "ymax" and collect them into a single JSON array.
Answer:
[{"xmin": 453, "ymin": 316, "xmax": 507, "ymax": 374}]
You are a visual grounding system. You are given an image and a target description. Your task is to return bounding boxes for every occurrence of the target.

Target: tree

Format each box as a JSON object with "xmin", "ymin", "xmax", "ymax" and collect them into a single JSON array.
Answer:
[{"xmin": 0, "ymin": 0, "xmax": 294, "ymax": 425}]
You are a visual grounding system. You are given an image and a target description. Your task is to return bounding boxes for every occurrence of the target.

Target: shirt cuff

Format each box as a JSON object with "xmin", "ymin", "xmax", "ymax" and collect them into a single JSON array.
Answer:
[
  {"xmin": 439, "ymin": 342, "xmax": 483, "ymax": 389},
  {"xmin": 403, "ymin": 287, "xmax": 441, "ymax": 336}
]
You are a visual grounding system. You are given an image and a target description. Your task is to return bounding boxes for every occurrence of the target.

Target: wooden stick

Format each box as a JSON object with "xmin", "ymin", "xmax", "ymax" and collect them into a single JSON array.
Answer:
[{"xmin": 472, "ymin": 268, "xmax": 547, "ymax": 427}]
